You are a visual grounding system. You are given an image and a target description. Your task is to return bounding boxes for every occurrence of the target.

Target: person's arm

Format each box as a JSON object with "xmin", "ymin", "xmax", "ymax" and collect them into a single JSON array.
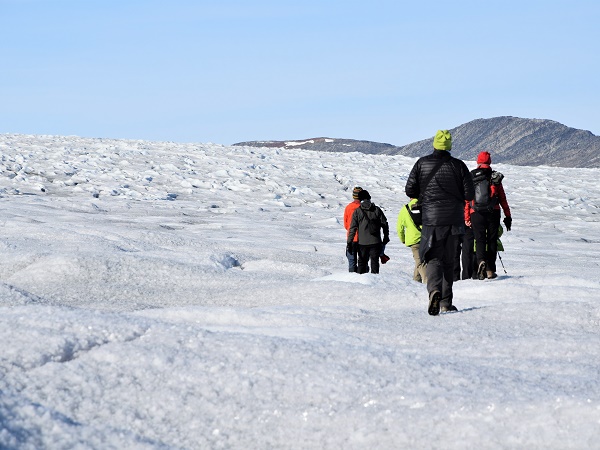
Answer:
[
  {"xmin": 462, "ymin": 163, "xmax": 475, "ymax": 202},
  {"xmin": 380, "ymin": 210, "xmax": 390, "ymax": 244},
  {"xmin": 347, "ymin": 210, "xmax": 359, "ymax": 243},
  {"xmin": 397, "ymin": 209, "xmax": 406, "ymax": 244},
  {"xmin": 405, "ymin": 163, "xmax": 420, "ymax": 199},
  {"xmin": 497, "ymin": 183, "xmax": 511, "ymax": 217},
  {"xmin": 464, "ymin": 201, "xmax": 472, "ymax": 227},
  {"xmin": 497, "ymin": 183, "xmax": 512, "ymax": 230}
]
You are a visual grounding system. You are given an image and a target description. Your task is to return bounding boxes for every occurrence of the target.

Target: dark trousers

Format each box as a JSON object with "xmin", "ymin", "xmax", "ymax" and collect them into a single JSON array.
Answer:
[
  {"xmin": 358, "ymin": 244, "xmax": 382, "ymax": 274},
  {"xmin": 424, "ymin": 232, "xmax": 457, "ymax": 308},
  {"xmin": 453, "ymin": 236, "xmax": 462, "ymax": 281},
  {"xmin": 461, "ymin": 226, "xmax": 476, "ymax": 280},
  {"xmin": 471, "ymin": 209, "xmax": 500, "ymax": 272},
  {"xmin": 453, "ymin": 228, "xmax": 477, "ymax": 281}
]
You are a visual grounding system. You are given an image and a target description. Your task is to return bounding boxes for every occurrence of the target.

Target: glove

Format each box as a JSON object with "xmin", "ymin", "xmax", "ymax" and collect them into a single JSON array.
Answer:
[
  {"xmin": 346, "ymin": 242, "xmax": 353, "ymax": 254},
  {"xmin": 383, "ymin": 235, "xmax": 390, "ymax": 245},
  {"xmin": 503, "ymin": 216, "xmax": 512, "ymax": 231}
]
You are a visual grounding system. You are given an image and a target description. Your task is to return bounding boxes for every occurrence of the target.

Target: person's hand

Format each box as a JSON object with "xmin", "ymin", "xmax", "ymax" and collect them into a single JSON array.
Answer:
[
  {"xmin": 503, "ymin": 216, "xmax": 512, "ymax": 231},
  {"xmin": 465, "ymin": 220, "xmax": 471, "ymax": 228},
  {"xmin": 383, "ymin": 236, "xmax": 390, "ymax": 245},
  {"xmin": 346, "ymin": 242, "xmax": 353, "ymax": 254}
]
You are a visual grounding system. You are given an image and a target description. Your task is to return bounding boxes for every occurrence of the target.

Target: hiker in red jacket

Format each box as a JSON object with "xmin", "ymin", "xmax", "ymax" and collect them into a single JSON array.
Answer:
[{"xmin": 465, "ymin": 151, "xmax": 512, "ymax": 280}]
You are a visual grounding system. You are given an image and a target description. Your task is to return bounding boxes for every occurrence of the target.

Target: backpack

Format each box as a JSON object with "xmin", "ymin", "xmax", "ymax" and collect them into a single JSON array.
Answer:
[
  {"xmin": 406, "ymin": 203, "xmax": 422, "ymax": 229},
  {"xmin": 472, "ymin": 169, "xmax": 497, "ymax": 212},
  {"xmin": 361, "ymin": 209, "xmax": 381, "ymax": 236}
]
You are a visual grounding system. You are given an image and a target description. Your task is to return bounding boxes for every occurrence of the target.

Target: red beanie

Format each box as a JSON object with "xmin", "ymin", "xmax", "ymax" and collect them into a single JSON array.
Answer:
[{"xmin": 477, "ymin": 151, "xmax": 491, "ymax": 165}]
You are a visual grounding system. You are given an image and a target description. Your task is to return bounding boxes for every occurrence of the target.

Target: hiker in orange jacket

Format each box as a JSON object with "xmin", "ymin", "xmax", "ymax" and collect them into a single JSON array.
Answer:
[{"xmin": 344, "ymin": 187, "xmax": 363, "ymax": 272}]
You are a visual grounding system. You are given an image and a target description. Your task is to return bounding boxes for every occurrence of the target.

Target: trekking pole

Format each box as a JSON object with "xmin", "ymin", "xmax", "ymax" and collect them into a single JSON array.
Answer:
[{"xmin": 498, "ymin": 253, "xmax": 508, "ymax": 274}]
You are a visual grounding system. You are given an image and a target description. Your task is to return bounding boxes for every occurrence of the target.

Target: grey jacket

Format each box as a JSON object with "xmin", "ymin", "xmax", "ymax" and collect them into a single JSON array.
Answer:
[{"xmin": 347, "ymin": 200, "xmax": 390, "ymax": 246}]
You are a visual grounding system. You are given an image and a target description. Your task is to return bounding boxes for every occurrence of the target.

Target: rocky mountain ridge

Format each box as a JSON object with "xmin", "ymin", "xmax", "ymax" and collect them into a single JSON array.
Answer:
[
  {"xmin": 233, "ymin": 117, "xmax": 600, "ymax": 168},
  {"xmin": 233, "ymin": 137, "xmax": 396, "ymax": 155}
]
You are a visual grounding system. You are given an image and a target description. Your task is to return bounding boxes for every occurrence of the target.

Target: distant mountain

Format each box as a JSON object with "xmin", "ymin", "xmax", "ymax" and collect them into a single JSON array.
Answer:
[
  {"xmin": 393, "ymin": 117, "xmax": 600, "ymax": 168},
  {"xmin": 232, "ymin": 137, "xmax": 396, "ymax": 155},
  {"xmin": 233, "ymin": 117, "xmax": 600, "ymax": 168}
]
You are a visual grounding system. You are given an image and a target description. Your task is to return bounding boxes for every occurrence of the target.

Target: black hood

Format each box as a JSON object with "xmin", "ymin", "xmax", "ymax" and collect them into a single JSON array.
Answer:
[{"xmin": 360, "ymin": 200, "xmax": 374, "ymax": 211}]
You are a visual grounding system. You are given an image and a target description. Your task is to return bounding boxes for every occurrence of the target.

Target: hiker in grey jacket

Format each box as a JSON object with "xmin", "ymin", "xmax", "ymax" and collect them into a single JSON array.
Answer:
[
  {"xmin": 405, "ymin": 130, "xmax": 474, "ymax": 315},
  {"xmin": 347, "ymin": 190, "xmax": 390, "ymax": 274}
]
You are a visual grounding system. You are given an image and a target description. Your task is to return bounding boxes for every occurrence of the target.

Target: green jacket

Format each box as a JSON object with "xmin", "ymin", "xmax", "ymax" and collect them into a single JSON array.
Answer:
[{"xmin": 397, "ymin": 199, "xmax": 422, "ymax": 247}]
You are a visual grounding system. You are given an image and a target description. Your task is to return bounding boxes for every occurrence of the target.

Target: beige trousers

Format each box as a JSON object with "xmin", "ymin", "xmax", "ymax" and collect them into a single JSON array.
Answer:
[{"xmin": 410, "ymin": 243, "xmax": 427, "ymax": 283}]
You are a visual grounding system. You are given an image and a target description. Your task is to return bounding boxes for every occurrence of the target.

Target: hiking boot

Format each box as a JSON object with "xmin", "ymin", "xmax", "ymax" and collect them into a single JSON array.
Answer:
[
  {"xmin": 428, "ymin": 291, "xmax": 441, "ymax": 316},
  {"xmin": 441, "ymin": 305, "xmax": 458, "ymax": 312},
  {"xmin": 486, "ymin": 270, "xmax": 497, "ymax": 279},
  {"xmin": 380, "ymin": 254, "xmax": 390, "ymax": 264},
  {"xmin": 477, "ymin": 261, "xmax": 487, "ymax": 280}
]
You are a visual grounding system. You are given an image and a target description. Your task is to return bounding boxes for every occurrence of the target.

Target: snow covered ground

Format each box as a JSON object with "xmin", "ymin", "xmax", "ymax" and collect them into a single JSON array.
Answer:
[{"xmin": 1, "ymin": 133, "xmax": 599, "ymax": 449}]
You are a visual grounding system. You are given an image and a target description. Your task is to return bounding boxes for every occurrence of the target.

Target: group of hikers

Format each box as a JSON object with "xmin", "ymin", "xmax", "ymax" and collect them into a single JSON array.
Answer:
[{"xmin": 343, "ymin": 130, "xmax": 512, "ymax": 316}]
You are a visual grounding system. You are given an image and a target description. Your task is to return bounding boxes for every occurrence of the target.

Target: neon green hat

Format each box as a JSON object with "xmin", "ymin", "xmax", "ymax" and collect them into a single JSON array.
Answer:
[{"xmin": 433, "ymin": 130, "xmax": 452, "ymax": 150}]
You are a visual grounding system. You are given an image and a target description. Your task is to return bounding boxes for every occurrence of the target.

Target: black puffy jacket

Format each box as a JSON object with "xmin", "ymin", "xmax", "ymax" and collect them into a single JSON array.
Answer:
[{"xmin": 405, "ymin": 150, "xmax": 474, "ymax": 227}]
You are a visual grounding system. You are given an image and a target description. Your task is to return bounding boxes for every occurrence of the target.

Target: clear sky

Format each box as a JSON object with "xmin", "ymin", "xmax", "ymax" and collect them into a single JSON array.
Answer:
[{"xmin": 2, "ymin": 0, "xmax": 599, "ymax": 146}]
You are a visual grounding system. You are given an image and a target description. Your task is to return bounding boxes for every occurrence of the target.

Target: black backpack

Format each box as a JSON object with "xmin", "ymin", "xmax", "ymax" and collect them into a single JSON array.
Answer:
[
  {"xmin": 360, "ymin": 208, "xmax": 381, "ymax": 236},
  {"xmin": 406, "ymin": 203, "xmax": 422, "ymax": 230},
  {"xmin": 472, "ymin": 169, "xmax": 497, "ymax": 212}
]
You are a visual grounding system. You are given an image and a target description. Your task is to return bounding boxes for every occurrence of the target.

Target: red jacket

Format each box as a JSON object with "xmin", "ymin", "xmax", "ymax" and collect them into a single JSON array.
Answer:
[
  {"xmin": 344, "ymin": 200, "xmax": 360, "ymax": 242},
  {"xmin": 464, "ymin": 165, "xmax": 511, "ymax": 222}
]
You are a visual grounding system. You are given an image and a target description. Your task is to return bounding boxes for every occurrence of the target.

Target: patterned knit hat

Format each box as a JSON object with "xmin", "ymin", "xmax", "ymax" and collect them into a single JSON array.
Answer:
[{"xmin": 352, "ymin": 186, "xmax": 363, "ymax": 199}]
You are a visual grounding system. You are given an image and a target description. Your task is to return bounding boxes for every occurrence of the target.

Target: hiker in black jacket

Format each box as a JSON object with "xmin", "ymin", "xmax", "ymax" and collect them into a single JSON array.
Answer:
[
  {"xmin": 347, "ymin": 190, "xmax": 390, "ymax": 274},
  {"xmin": 405, "ymin": 130, "xmax": 474, "ymax": 315}
]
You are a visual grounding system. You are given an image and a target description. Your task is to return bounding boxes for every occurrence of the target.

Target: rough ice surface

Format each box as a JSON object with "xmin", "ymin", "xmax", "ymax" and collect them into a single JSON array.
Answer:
[{"xmin": 1, "ymin": 134, "xmax": 599, "ymax": 449}]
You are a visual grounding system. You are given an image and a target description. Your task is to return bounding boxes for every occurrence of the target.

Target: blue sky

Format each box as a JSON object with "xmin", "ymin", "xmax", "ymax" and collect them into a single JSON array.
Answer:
[{"xmin": 2, "ymin": 0, "xmax": 599, "ymax": 146}]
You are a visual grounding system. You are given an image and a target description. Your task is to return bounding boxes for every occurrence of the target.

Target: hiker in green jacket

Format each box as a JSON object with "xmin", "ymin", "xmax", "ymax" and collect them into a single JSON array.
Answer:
[{"xmin": 397, "ymin": 198, "xmax": 427, "ymax": 283}]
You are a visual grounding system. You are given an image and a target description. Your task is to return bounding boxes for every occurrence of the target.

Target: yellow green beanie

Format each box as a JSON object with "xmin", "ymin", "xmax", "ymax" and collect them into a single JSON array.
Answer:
[{"xmin": 433, "ymin": 130, "xmax": 452, "ymax": 150}]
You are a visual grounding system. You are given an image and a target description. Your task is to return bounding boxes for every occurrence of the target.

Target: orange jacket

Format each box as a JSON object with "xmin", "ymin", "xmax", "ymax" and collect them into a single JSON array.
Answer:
[{"xmin": 344, "ymin": 200, "xmax": 361, "ymax": 242}]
